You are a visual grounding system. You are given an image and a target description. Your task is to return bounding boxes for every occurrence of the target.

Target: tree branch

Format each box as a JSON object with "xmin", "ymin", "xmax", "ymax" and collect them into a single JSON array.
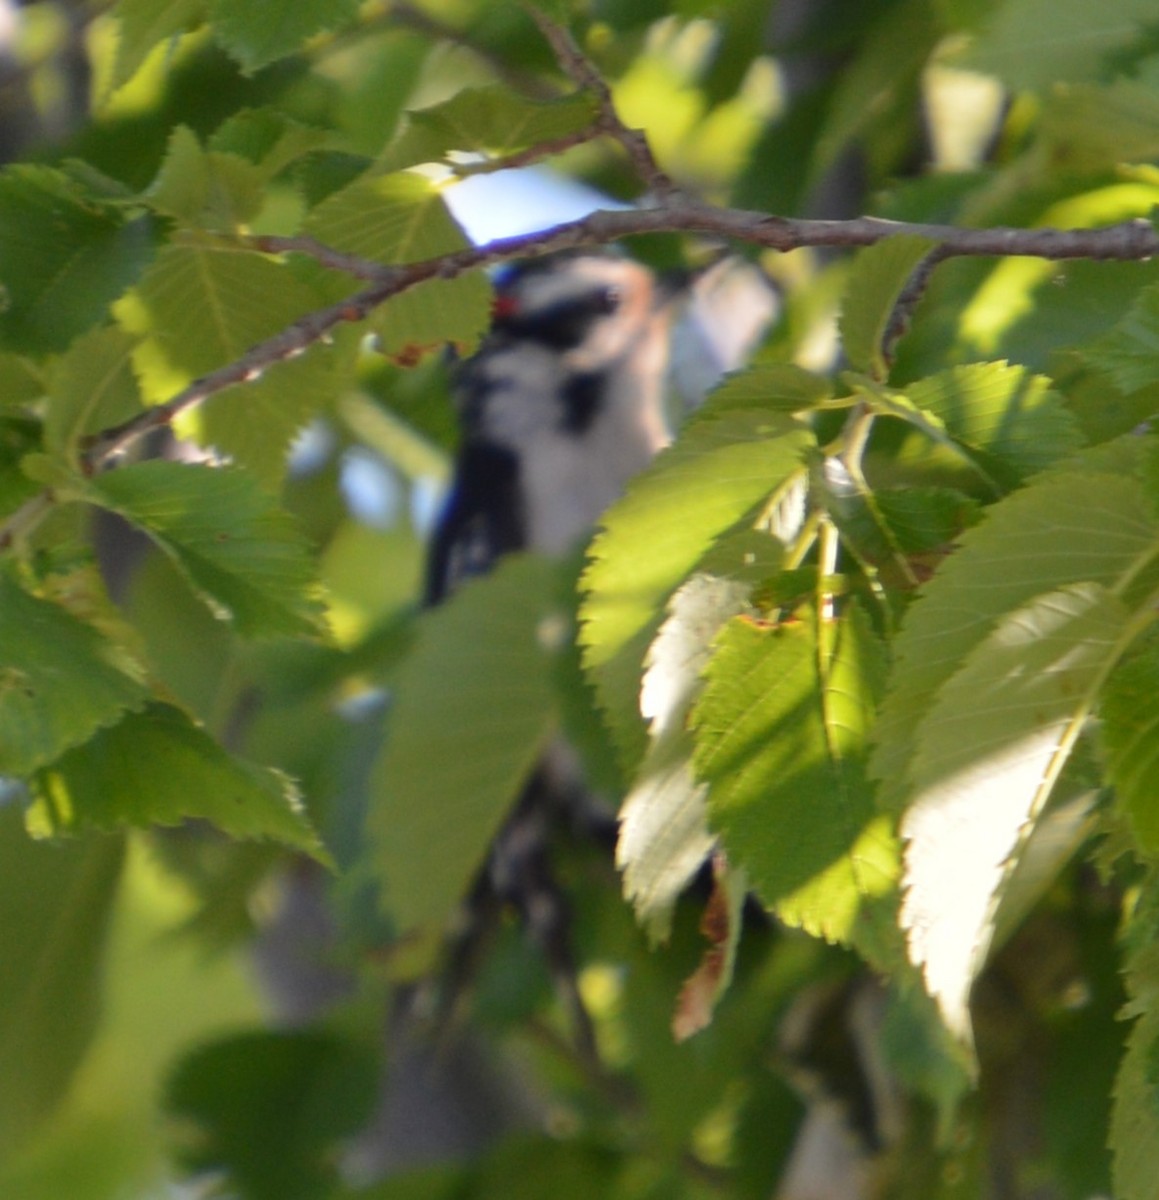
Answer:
[{"xmin": 67, "ymin": 202, "xmax": 1157, "ymax": 472}]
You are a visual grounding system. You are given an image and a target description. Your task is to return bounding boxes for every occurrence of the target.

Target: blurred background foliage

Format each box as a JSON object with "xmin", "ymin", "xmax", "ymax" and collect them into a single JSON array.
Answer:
[{"xmin": 0, "ymin": 0, "xmax": 1157, "ymax": 1197}]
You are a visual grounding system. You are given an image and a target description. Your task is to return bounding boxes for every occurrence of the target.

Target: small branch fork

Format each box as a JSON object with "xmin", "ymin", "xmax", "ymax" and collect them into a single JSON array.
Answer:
[{"xmin": 1, "ymin": 8, "xmax": 1157, "ymax": 548}]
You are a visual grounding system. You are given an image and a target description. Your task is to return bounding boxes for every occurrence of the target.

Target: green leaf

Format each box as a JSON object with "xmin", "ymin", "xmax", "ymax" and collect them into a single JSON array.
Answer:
[
  {"xmin": 367, "ymin": 553, "xmax": 561, "ymax": 933},
  {"xmin": 43, "ymin": 327, "xmax": 143, "ymax": 463},
  {"xmin": 580, "ymin": 409, "xmax": 812, "ymax": 767},
  {"xmin": 85, "ymin": 461, "xmax": 325, "ymax": 638},
  {"xmin": 380, "ymin": 86, "xmax": 600, "ymax": 172},
  {"xmin": 871, "ymin": 462, "xmax": 1159, "ymax": 810},
  {"xmin": 0, "ymin": 351, "xmax": 45, "ymax": 409},
  {"xmin": 618, "ymin": 575, "xmax": 751, "ymax": 944},
  {"xmin": 872, "ymin": 487, "xmax": 981, "ymax": 553},
  {"xmin": 693, "ymin": 602, "xmax": 892, "ymax": 944},
  {"xmin": 28, "ymin": 702, "xmax": 329, "ymax": 859},
  {"xmin": 304, "ymin": 170, "xmax": 489, "ymax": 358},
  {"xmin": 956, "ymin": 0, "xmax": 1156, "ymax": 91},
  {"xmin": 1042, "ymin": 81, "xmax": 1159, "ymax": 172},
  {"xmin": 144, "ymin": 125, "xmax": 265, "ymax": 228},
  {"xmin": 839, "ymin": 234, "xmax": 938, "ymax": 379},
  {"xmin": 0, "ymin": 416, "xmax": 42, "ymax": 517},
  {"xmin": 830, "ymin": 484, "xmax": 980, "ymax": 577},
  {"xmin": 1085, "ymin": 282, "xmax": 1159, "ymax": 393},
  {"xmin": 0, "ymin": 804, "xmax": 124, "ymax": 1155},
  {"xmin": 116, "ymin": 238, "xmax": 344, "ymax": 483},
  {"xmin": 0, "ymin": 573, "xmax": 148, "ymax": 776},
  {"xmin": 209, "ymin": 0, "xmax": 361, "ymax": 72},
  {"xmin": 111, "ymin": 0, "xmax": 207, "ymax": 88},
  {"xmin": 208, "ymin": 108, "xmax": 329, "ymax": 179},
  {"xmin": 702, "ymin": 362, "xmax": 832, "ymax": 414},
  {"xmin": 903, "ymin": 361, "xmax": 1085, "ymax": 482},
  {"xmin": 1112, "ymin": 874, "xmax": 1159, "ymax": 1200},
  {"xmin": 1102, "ymin": 636, "xmax": 1159, "ymax": 854},
  {"xmin": 0, "ymin": 165, "xmax": 156, "ymax": 354},
  {"xmin": 166, "ymin": 1030, "xmax": 378, "ymax": 1200},
  {"xmin": 901, "ymin": 583, "xmax": 1136, "ymax": 1039},
  {"xmin": 1111, "ymin": 993, "xmax": 1159, "ymax": 1200}
]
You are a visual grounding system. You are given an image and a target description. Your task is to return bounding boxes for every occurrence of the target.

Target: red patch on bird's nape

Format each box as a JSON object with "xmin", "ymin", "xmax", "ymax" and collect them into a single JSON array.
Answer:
[{"xmin": 491, "ymin": 292, "xmax": 520, "ymax": 322}]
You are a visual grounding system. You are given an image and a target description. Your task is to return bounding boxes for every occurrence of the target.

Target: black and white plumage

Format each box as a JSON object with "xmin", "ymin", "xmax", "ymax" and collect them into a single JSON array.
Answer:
[{"xmin": 425, "ymin": 252, "xmax": 676, "ymax": 604}]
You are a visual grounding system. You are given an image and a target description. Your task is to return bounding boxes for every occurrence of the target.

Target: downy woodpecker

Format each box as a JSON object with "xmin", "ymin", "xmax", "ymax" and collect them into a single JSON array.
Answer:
[
  {"xmin": 424, "ymin": 252, "xmax": 682, "ymax": 1056},
  {"xmin": 425, "ymin": 252, "xmax": 677, "ymax": 603}
]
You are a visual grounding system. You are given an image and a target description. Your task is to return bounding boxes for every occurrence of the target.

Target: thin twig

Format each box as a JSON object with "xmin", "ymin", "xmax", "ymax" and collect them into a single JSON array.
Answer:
[
  {"xmin": 247, "ymin": 235, "xmax": 395, "ymax": 280},
  {"xmin": 522, "ymin": 5, "xmax": 679, "ymax": 201},
  {"xmin": 880, "ymin": 247, "xmax": 950, "ymax": 375},
  {"xmin": 448, "ymin": 126, "xmax": 604, "ymax": 176}
]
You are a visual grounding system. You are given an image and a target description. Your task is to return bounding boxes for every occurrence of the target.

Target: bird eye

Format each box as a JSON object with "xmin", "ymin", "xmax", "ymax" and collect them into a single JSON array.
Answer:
[{"xmin": 593, "ymin": 285, "xmax": 622, "ymax": 315}]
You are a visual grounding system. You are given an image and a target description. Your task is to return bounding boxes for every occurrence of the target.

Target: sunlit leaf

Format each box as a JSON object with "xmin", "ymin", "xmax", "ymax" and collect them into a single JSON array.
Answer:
[
  {"xmin": 208, "ymin": 109, "xmax": 329, "ymax": 178},
  {"xmin": 693, "ymin": 601, "xmax": 889, "ymax": 942},
  {"xmin": 581, "ymin": 407, "xmax": 812, "ymax": 767},
  {"xmin": 904, "ymin": 361, "xmax": 1084, "ymax": 481},
  {"xmin": 871, "ymin": 461, "xmax": 1159, "ymax": 811},
  {"xmin": 618, "ymin": 575, "xmax": 750, "ymax": 944},
  {"xmin": 116, "ymin": 238, "xmax": 343, "ymax": 483},
  {"xmin": 29, "ymin": 702, "xmax": 328, "ymax": 858},
  {"xmin": 145, "ymin": 125, "xmax": 265, "ymax": 228},
  {"xmin": 304, "ymin": 170, "xmax": 489, "ymax": 358},
  {"xmin": 703, "ymin": 362, "xmax": 832, "ymax": 413},
  {"xmin": 901, "ymin": 583, "xmax": 1133, "ymax": 1038},
  {"xmin": 1085, "ymin": 282, "xmax": 1159, "ymax": 393},
  {"xmin": 1042, "ymin": 81, "xmax": 1159, "ymax": 171},
  {"xmin": 0, "ymin": 351, "xmax": 44, "ymax": 409},
  {"xmin": 111, "ymin": 0, "xmax": 206, "ymax": 88}
]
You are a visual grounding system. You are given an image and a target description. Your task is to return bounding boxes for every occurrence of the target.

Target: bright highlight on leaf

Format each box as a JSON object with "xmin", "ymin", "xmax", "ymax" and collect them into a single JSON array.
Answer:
[
  {"xmin": 618, "ymin": 574, "xmax": 750, "ymax": 944},
  {"xmin": 116, "ymin": 238, "xmax": 346, "ymax": 484},
  {"xmin": 900, "ymin": 582, "xmax": 1134, "ymax": 1040},
  {"xmin": 872, "ymin": 464, "xmax": 1159, "ymax": 812}
]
